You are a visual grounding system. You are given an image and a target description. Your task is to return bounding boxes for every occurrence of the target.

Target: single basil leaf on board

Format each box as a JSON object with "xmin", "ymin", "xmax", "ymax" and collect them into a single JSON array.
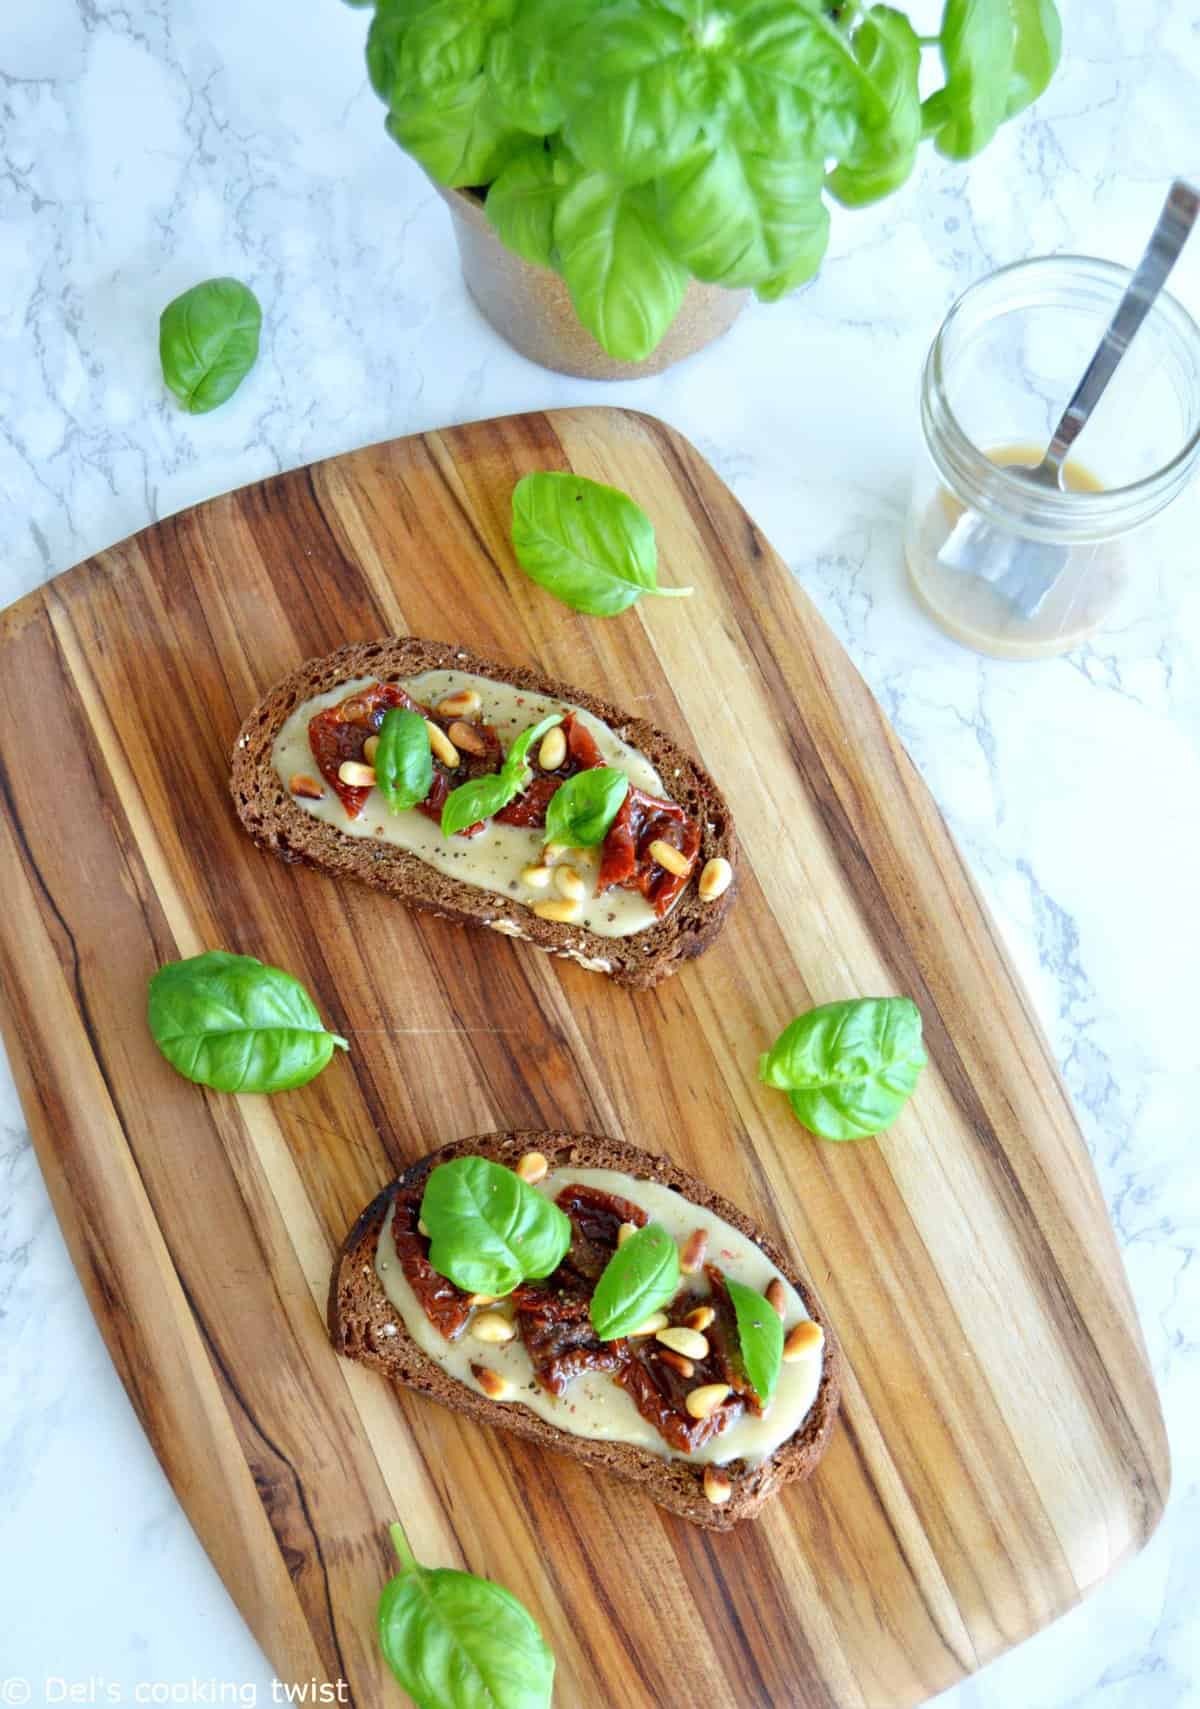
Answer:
[
  {"xmin": 544, "ymin": 767, "xmax": 629, "ymax": 848},
  {"xmin": 759, "ymin": 996, "xmax": 926, "ymax": 1141},
  {"xmin": 379, "ymin": 1520, "xmax": 555, "ymax": 1709},
  {"xmin": 147, "ymin": 951, "xmax": 348, "ymax": 1094},
  {"xmin": 554, "ymin": 172, "xmax": 690, "ymax": 362},
  {"xmin": 439, "ymin": 714, "xmax": 563, "ymax": 837},
  {"xmin": 921, "ymin": 0, "xmax": 1015, "ymax": 161},
  {"xmin": 375, "ymin": 707, "xmax": 434, "ymax": 813},
  {"xmin": 725, "ymin": 1275, "xmax": 784, "ymax": 1408},
  {"xmin": 591, "ymin": 1222, "xmax": 681, "ymax": 1340},
  {"xmin": 158, "ymin": 277, "xmax": 262, "ymax": 415},
  {"xmin": 420, "ymin": 1156, "xmax": 572, "ymax": 1296},
  {"xmin": 511, "ymin": 472, "xmax": 692, "ymax": 616},
  {"xmin": 826, "ymin": 7, "xmax": 923, "ymax": 209}
]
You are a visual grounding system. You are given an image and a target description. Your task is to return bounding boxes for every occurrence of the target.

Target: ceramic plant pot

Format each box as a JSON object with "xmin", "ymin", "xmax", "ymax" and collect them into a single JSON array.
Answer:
[{"xmin": 439, "ymin": 185, "xmax": 749, "ymax": 380}]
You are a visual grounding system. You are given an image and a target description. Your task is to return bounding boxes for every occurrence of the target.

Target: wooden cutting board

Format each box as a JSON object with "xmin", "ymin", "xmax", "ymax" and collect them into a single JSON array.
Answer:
[{"xmin": 0, "ymin": 408, "xmax": 1167, "ymax": 1708}]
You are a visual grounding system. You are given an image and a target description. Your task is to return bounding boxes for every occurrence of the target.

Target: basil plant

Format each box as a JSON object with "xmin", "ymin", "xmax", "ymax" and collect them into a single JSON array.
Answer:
[{"xmin": 346, "ymin": 0, "xmax": 1063, "ymax": 362}]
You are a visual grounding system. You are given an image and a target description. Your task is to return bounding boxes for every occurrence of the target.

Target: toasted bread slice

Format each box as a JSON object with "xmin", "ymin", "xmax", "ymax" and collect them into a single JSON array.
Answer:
[
  {"xmin": 230, "ymin": 638, "xmax": 736, "ymax": 989},
  {"xmin": 328, "ymin": 1131, "xmax": 841, "ymax": 1530}
]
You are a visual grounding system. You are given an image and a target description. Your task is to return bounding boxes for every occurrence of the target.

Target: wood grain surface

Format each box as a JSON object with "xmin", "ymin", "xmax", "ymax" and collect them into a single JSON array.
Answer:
[{"xmin": 0, "ymin": 408, "xmax": 1168, "ymax": 1708}]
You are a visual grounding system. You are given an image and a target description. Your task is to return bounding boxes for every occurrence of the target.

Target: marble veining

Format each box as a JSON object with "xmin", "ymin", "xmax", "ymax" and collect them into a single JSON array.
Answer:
[{"xmin": 2, "ymin": 0, "xmax": 1199, "ymax": 1703}]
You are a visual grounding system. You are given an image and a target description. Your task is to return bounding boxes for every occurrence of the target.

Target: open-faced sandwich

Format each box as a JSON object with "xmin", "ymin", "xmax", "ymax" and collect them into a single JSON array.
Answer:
[
  {"xmin": 230, "ymin": 638, "xmax": 736, "ymax": 988},
  {"xmin": 329, "ymin": 1132, "xmax": 841, "ymax": 1529}
]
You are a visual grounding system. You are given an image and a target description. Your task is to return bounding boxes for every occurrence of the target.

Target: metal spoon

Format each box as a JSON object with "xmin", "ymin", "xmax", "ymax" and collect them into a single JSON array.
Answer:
[{"xmin": 939, "ymin": 179, "xmax": 1200, "ymax": 617}]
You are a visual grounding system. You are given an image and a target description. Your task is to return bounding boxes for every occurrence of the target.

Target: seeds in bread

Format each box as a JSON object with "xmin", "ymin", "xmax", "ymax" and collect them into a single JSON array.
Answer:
[
  {"xmin": 230, "ymin": 638, "xmax": 738, "ymax": 989},
  {"xmin": 327, "ymin": 1130, "xmax": 842, "ymax": 1530}
]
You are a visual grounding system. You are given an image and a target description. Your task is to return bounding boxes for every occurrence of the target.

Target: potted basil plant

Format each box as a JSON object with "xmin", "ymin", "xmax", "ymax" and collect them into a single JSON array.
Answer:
[{"xmin": 346, "ymin": 0, "xmax": 1062, "ymax": 379}]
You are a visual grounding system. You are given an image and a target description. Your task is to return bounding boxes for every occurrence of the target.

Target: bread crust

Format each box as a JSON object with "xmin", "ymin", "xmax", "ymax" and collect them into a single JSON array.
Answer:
[
  {"xmin": 230, "ymin": 638, "xmax": 737, "ymax": 989},
  {"xmin": 328, "ymin": 1131, "xmax": 842, "ymax": 1531}
]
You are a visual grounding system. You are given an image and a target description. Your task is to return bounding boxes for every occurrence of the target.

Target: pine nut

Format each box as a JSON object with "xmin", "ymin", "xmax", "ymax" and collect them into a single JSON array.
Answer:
[
  {"xmin": 649, "ymin": 838, "xmax": 691, "ymax": 878},
  {"xmin": 783, "ymin": 1320, "xmax": 825, "ymax": 1362},
  {"xmin": 467, "ymin": 1293, "xmax": 501, "ymax": 1307},
  {"xmin": 698, "ymin": 856, "xmax": 733, "ymax": 901},
  {"xmin": 684, "ymin": 1305, "xmax": 715, "ymax": 1333},
  {"xmin": 472, "ymin": 1363, "xmax": 510, "ymax": 1401},
  {"xmin": 471, "ymin": 1311, "xmax": 516, "ymax": 1344},
  {"xmin": 617, "ymin": 1221, "xmax": 639, "ymax": 1248},
  {"xmin": 539, "ymin": 726, "xmax": 567, "ymax": 770},
  {"xmin": 362, "ymin": 735, "xmax": 379, "ymax": 764},
  {"xmin": 629, "ymin": 1311, "xmax": 670, "ymax": 1338},
  {"xmin": 680, "ymin": 1229, "xmax": 708, "ymax": 1275},
  {"xmin": 435, "ymin": 690, "xmax": 482, "ymax": 720},
  {"xmin": 425, "ymin": 720, "xmax": 460, "ymax": 768},
  {"xmin": 766, "ymin": 1278, "xmax": 787, "ymax": 1318},
  {"xmin": 532, "ymin": 898, "xmax": 582, "ymax": 924},
  {"xmin": 417, "ymin": 1219, "xmax": 430, "ymax": 1237},
  {"xmin": 520, "ymin": 864, "xmax": 554, "ymax": 891},
  {"xmin": 542, "ymin": 842, "xmax": 569, "ymax": 864},
  {"xmin": 703, "ymin": 1466, "xmax": 733, "ymax": 1506},
  {"xmin": 337, "ymin": 760, "xmax": 376, "ymax": 787},
  {"xmin": 685, "ymin": 1383, "xmax": 731, "ymax": 1420},
  {"xmin": 656, "ymin": 1326, "xmax": 709, "ymax": 1360},
  {"xmin": 555, "ymin": 864, "xmax": 588, "ymax": 902},
  {"xmin": 657, "ymin": 1348, "xmax": 694, "ymax": 1379},
  {"xmin": 449, "ymin": 720, "xmax": 487, "ymax": 756},
  {"xmin": 289, "ymin": 773, "xmax": 324, "ymax": 799},
  {"xmin": 515, "ymin": 1150, "xmax": 548, "ymax": 1185}
]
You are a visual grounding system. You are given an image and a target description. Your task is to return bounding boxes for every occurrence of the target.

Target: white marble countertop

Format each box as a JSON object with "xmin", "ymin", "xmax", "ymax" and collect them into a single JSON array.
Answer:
[{"xmin": 2, "ymin": 3, "xmax": 1198, "ymax": 1705}]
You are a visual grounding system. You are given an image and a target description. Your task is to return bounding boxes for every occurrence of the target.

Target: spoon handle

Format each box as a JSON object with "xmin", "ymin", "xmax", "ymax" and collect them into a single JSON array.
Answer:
[{"xmin": 1044, "ymin": 179, "xmax": 1199, "ymax": 476}]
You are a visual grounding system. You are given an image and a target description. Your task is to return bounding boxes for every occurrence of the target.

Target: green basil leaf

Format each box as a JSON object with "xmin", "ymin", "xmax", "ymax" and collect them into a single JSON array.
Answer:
[
  {"xmin": 158, "ymin": 278, "xmax": 261, "ymax": 415},
  {"xmin": 439, "ymin": 714, "xmax": 563, "ymax": 837},
  {"xmin": 657, "ymin": 137, "xmax": 829, "ymax": 290},
  {"xmin": 590, "ymin": 1222, "xmax": 681, "ymax": 1341},
  {"xmin": 725, "ymin": 1275, "xmax": 784, "ymax": 1408},
  {"xmin": 554, "ymin": 172, "xmax": 689, "ymax": 363},
  {"xmin": 385, "ymin": 85, "xmax": 525, "ymax": 189},
  {"xmin": 511, "ymin": 471, "xmax": 692, "ymax": 616},
  {"xmin": 379, "ymin": 1520, "xmax": 555, "ymax": 1709},
  {"xmin": 1005, "ymin": 0, "xmax": 1062, "ymax": 118},
  {"xmin": 759, "ymin": 996, "xmax": 926, "ymax": 1141},
  {"xmin": 922, "ymin": 0, "xmax": 1015, "ymax": 161},
  {"xmin": 486, "ymin": 0, "xmax": 596, "ymax": 136},
  {"xmin": 375, "ymin": 707, "xmax": 434, "ymax": 813},
  {"xmin": 544, "ymin": 767, "xmax": 629, "ymax": 848},
  {"xmin": 827, "ymin": 7, "xmax": 923, "ymax": 208},
  {"xmin": 147, "ymin": 951, "xmax": 348, "ymax": 1094},
  {"xmin": 485, "ymin": 144, "xmax": 560, "ymax": 269},
  {"xmin": 420, "ymin": 1156, "xmax": 571, "ymax": 1296}
]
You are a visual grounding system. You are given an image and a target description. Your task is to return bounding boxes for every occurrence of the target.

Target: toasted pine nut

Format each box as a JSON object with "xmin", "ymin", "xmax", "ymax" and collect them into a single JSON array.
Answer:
[
  {"xmin": 629, "ymin": 1311, "xmax": 670, "ymax": 1338},
  {"xmin": 703, "ymin": 1466, "xmax": 733, "ymax": 1506},
  {"xmin": 680, "ymin": 1228, "xmax": 708, "ymax": 1275},
  {"xmin": 467, "ymin": 1293, "xmax": 501, "ymax": 1307},
  {"xmin": 362, "ymin": 735, "xmax": 380, "ymax": 764},
  {"xmin": 520, "ymin": 864, "xmax": 554, "ymax": 891},
  {"xmin": 515, "ymin": 1150, "xmax": 548, "ymax": 1185},
  {"xmin": 649, "ymin": 838, "xmax": 691, "ymax": 878},
  {"xmin": 698, "ymin": 856, "xmax": 733, "ymax": 902},
  {"xmin": 338, "ymin": 760, "xmax": 376, "ymax": 788},
  {"xmin": 532, "ymin": 898, "xmax": 582, "ymax": 924},
  {"xmin": 471, "ymin": 1311, "xmax": 516, "ymax": 1344},
  {"xmin": 472, "ymin": 1363, "xmax": 510, "ymax": 1400},
  {"xmin": 555, "ymin": 864, "xmax": 588, "ymax": 902},
  {"xmin": 449, "ymin": 720, "xmax": 488, "ymax": 756},
  {"xmin": 417, "ymin": 1219, "xmax": 430, "ymax": 1238},
  {"xmin": 684, "ymin": 1305, "xmax": 716, "ymax": 1333},
  {"xmin": 425, "ymin": 720, "xmax": 460, "ymax": 768},
  {"xmin": 339, "ymin": 696, "xmax": 370, "ymax": 722},
  {"xmin": 289, "ymin": 773, "xmax": 324, "ymax": 799},
  {"xmin": 766, "ymin": 1278, "xmax": 787, "ymax": 1319},
  {"xmin": 685, "ymin": 1383, "xmax": 731, "ymax": 1421},
  {"xmin": 656, "ymin": 1326, "xmax": 710, "ymax": 1360},
  {"xmin": 617, "ymin": 1221, "xmax": 639, "ymax": 1248},
  {"xmin": 542, "ymin": 842, "xmax": 569, "ymax": 864},
  {"xmin": 657, "ymin": 1348, "xmax": 694, "ymax": 1379},
  {"xmin": 539, "ymin": 726, "xmax": 567, "ymax": 771},
  {"xmin": 783, "ymin": 1320, "xmax": 825, "ymax": 1362},
  {"xmin": 435, "ymin": 690, "xmax": 482, "ymax": 721}
]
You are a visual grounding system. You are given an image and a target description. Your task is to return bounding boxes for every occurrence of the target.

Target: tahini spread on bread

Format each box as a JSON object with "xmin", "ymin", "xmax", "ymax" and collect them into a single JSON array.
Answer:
[
  {"xmin": 375, "ymin": 1161, "xmax": 825, "ymax": 1469},
  {"xmin": 271, "ymin": 671, "xmax": 703, "ymax": 940}
]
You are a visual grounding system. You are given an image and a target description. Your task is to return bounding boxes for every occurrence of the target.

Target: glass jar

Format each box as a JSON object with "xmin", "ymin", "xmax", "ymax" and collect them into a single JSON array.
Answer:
[{"xmin": 905, "ymin": 256, "xmax": 1200, "ymax": 659}]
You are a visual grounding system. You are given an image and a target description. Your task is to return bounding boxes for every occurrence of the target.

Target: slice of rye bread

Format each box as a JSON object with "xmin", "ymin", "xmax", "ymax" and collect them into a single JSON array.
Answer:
[
  {"xmin": 229, "ymin": 637, "xmax": 737, "ymax": 989},
  {"xmin": 328, "ymin": 1130, "xmax": 842, "ymax": 1531}
]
